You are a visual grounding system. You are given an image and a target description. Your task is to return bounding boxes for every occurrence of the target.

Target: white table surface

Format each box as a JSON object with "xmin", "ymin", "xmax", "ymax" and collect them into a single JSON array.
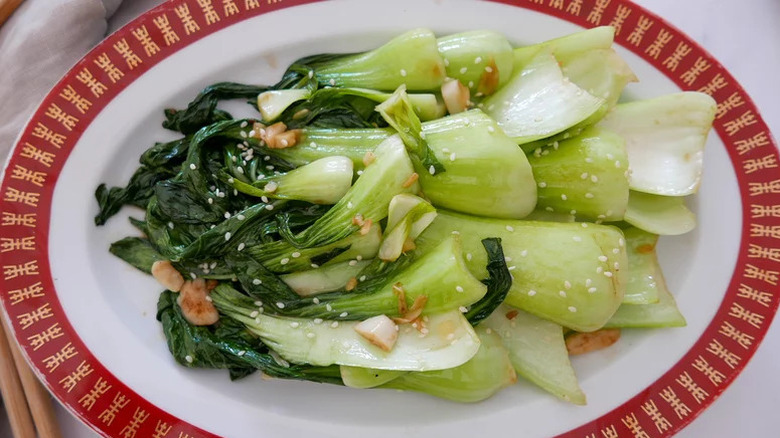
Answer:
[{"xmin": 1, "ymin": 0, "xmax": 778, "ymax": 436}]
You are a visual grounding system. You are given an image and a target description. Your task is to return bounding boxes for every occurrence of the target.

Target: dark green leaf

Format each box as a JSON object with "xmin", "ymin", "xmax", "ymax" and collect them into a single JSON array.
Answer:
[
  {"xmin": 163, "ymin": 83, "xmax": 268, "ymax": 135},
  {"xmin": 109, "ymin": 237, "xmax": 164, "ymax": 274},
  {"xmin": 466, "ymin": 238, "xmax": 512, "ymax": 326}
]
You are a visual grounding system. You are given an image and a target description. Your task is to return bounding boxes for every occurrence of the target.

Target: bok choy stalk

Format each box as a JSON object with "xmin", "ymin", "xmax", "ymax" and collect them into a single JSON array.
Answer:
[
  {"xmin": 483, "ymin": 51, "xmax": 604, "ymax": 145},
  {"xmin": 416, "ymin": 210, "xmax": 627, "ymax": 332},
  {"xmin": 606, "ymin": 227, "xmax": 686, "ymax": 327},
  {"xmin": 379, "ymin": 94, "xmax": 538, "ymax": 218},
  {"xmin": 484, "ymin": 305, "xmax": 585, "ymax": 405},
  {"xmin": 224, "ymin": 156, "xmax": 354, "ymax": 205},
  {"xmin": 378, "ymin": 326, "xmax": 516, "ymax": 402},
  {"xmin": 308, "ymin": 28, "xmax": 446, "ymax": 92},
  {"xmin": 624, "ymin": 191, "xmax": 696, "ymax": 236},
  {"xmin": 290, "ymin": 235, "xmax": 489, "ymax": 320},
  {"xmin": 211, "ymin": 285, "xmax": 481, "ymax": 371},
  {"xmin": 598, "ymin": 92, "xmax": 717, "ymax": 196},
  {"xmin": 277, "ymin": 134, "xmax": 417, "ymax": 248},
  {"xmin": 378, "ymin": 194, "xmax": 437, "ymax": 262},
  {"xmin": 513, "ymin": 26, "xmax": 615, "ymax": 70},
  {"xmin": 281, "ymin": 260, "xmax": 371, "ymax": 297},
  {"xmin": 258, "ymin": 87, "xmax": 445, "ymax": 123},
  {"xmin": 437, "ymin": 30, "xmax": 514, "ymax": 95},
  {"xmin": 527, "ymin": 127, "xmax": 629, "ymax": 222},
  {"xmin": 273, "ymin": 128, "xmax": 393, "ymax": 168},
  {"xmin": 157, "ymin": 291, "xmax": 343, "ymax": 384}
]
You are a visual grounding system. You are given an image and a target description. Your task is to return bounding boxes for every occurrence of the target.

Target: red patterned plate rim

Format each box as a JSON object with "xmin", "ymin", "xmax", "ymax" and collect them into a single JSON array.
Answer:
[{"xmin": 0, "ymin": 0, "xmax": 777, "ymax": 437}]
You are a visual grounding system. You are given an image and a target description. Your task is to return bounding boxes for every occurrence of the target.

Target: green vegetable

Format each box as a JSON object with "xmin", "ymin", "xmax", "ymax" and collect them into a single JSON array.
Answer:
[
  {"xmin": 379, "ymin": 326, "xmax": 516, "ymax": 402},
  {"xmin": 212, "ymin": 288, "xmax": 481, "ymax": 371},
  {"xmin": 293, "ymin": 235, "xmax": 488, "ymax": 320},
  {"xmin": 598, "ymin": 92, "xmax": 716, "ymax": 196},
  {"xmin": 157, "ymin": 290, "xmax": 342, "ymax": 384},
  {"xmin": 312, "ymin": 28, "xmax": 446, "ymax": 91},
  {"xmin": 513, "ymin": 26, "xmax": 615, "ymax": 70},
  {"xmin": 464, "ymin": 238, "xmax": 512, "ymax": 326},
  {"xmin": 378, "ymin": 194, "xmax": 437, "ymax": 262},
  {"xmin": 527, "ymin": 127, "xmax": 629, "ymax": 221},
  {"xmin": 258, "ymin": 87, "xmax": 445, "ymax": 123},
  {"xmin": 437, "ymin": 30, "xmax": 514, "ymax": 93},
  {"xmin": 417, "ymin": 110, "xmax": 538, "ymax": 219},
  {"xmin": 109, "ymin": 236, "xmax": 164, "ymax": 274},
  {"xmin": 225, "ymin": 156, "xmax": 354, "ymax": 205},
  {"xmin": 606, "ymin": 228, "xmax": 686, "ymax": 327},
  {"xmin": 281, "ymin": 260, "xmax": 371, "ymax": 297},
  {"xmin": 484, "ymin": 51, "xmax": 604, "ymax": 145},
  {"xmin": 275, "ymin": 127, "xmax": 393, "ymax": 169},
  {"xmin": 277, "ymin": 134, "xmax": 417, "ymax": 248},
  {"xmin": 484, "ymin": 305, "xmax": 585, "ymax": 404},
  {"xmin": 163, "ymin": 82, "xmax": 268, "ymax": 135},
  {"xmin": 340, "ymin": 366, "xmax": 405, "ymax": 389},
  {"xmin": 376, "ymin": 86, "xmax": 446, "ymax": 175},
  {"xmin": 624, "ymin": 191, "xmax": 697, "ymax": 236},
  {"xmin": 417, "ymin": 211, "xmax": 627, "ymax": 332}
]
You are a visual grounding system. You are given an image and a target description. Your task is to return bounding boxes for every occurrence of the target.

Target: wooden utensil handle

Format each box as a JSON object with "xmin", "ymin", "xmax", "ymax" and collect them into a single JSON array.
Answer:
[
  {"xmin": 0, "ymin": 316, "xmax": 36, "ymax": 438},
  {"xmin": 0, "ymin": 0, "xmax": 25, "ymax": 27}
]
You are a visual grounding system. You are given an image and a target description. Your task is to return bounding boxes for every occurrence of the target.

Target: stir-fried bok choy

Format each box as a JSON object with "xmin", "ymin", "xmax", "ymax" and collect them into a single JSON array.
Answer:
[{"xmin": 95, "ymin": 26, "xmax": 710, "ymax": 404}]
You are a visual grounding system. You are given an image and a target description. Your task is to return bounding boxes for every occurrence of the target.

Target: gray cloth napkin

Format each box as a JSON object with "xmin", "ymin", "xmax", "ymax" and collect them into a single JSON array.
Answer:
[{"xmin": 0, "ymin": 0, "xmax": 124, "ymax": 160}]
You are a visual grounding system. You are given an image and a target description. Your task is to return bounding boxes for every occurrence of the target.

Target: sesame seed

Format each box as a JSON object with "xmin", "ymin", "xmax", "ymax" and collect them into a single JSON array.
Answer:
[
  {"xmin": 237, "ymin": 243, "xmax": 245, "ymax": 251},
  {"xmin": 290, "ymin": 322, "xmax": 300, "ymax": 328},
  {"xmin": 466, "ymin": 253, "xmax": 473, "ymax": 261},
  {"xmin": 613, "ymin": 248, "xmax": 620, "ymax": 254},
  {"xmin": 449, "ymin": 153, "xmax": 456, "ymax": 161},
  {"xmin": 606, "ymin": 153, "xmax": 614, "ymax": 160},
  {"xmin": 460, "ymin": 67, "xmax": 468, "ymax": 74},
  {"xmin": 459, "ymin": 306, "xmax": 469, "ymax": 313},
  {"xmin": 598, "ymin": 255, "xmax": 608, "ymax": 262},
  {"xmin": 597, "ymin": 266, "xmax": 604, "ymax": 274},
  {"xmin": 580, "ymin": 172, "xmax": 589, "ymax": 180},
  {"xmin": 240, "ymin": 121, "xmax": 248, "ymax": 128},
  {"xmin": 581, "ymin": 223, "xmax": 589, "ymax": 228},
  {"xmin": 614, "ymin": 262, "xmax": 620, "ymax": 270},
  {"xmin": 538, "ymin": 182, "xmax": 547, "ymax": 188},
  {"xmin": 280, "ymin": 258, "xmax": 290, "ymax": 265},
  {"xmin": 545, "ymin": 207, "xmax": 554, "ymax": 212},
  {"xmin": 252, "ymin": 279, "xmax": 262, "ymax": 285},
  {"xmin": 468, "ymin": 80, "xmax": 474, "ymax": 88},
  {"xmin": 400, "ymin": 69, "xmax": 407, "ymax": 77},
  {"xmin": 568, "ymin": 306, "xmax": 577, "ymax": 313},
  {"xmin": 474, "ymin": 56, "xmax": 482, "ymax": 64},
  {"xmin": 359, "ymin": 276, "xmax": 366, "ymax": 282},
  {"xmin": 570, "ymin": 210, "xmax": 577, "ymax": 215},
  {"xmin": 276, "ymin": 302, "xmax": 285, "ymax": 309},
  {"xmin": 264, "ymin": 181, "xmax": 278, "ymax": 193},
  {"xmin": 329, "ymin": 79, "xmax": 336, "ymax": 86},
  {"xmin": 506, "ymin": 225, "xmax": 514, "ymax": 232},
  {"xmin": 572, "ymin": 236, "xmax": 581, "ymax": 242},
  {"xmin": 428, "ymin": 165, "xmax": 436, "ymax": 175},
  {"xmin": 615, "ymin": 160, "xmax": 621, "ymax": 168},
  {"xmin": 527, "ymin": 290, "xmax": 537, "ymax": 296},
  {"xmin": 444, "ymin": 58, "xmax": 450, "ymax": 66},
  {"xmin": 311, "ymin": 263, "xmax": 319, "ymax": 269},
  {"xmin": 357, "ymin": 170, "xmax": 363, "ymax": 176},
  {"xmin": 585, "ymin": 192, "xmax": 595, "ymax": 198},
  {"xmin": 167, "ymin": 221, "xmax": 174, "ymax": 229},
  {"xmin": 508, "ymin": 265, "xmax": 517, "ymax": 271},
  {"xmin": 619, "ymin": 238, "xmax": 625, "ymax": 247},
  {"xmin": 224, "ymin": 232, "xmax": 231, "ymax": 241},
  {"xmin": 291, "ymin": 252, "xmax": 301, "ymax": 258},
  {"xmin": 559, "ymin": 291, "xmax": 567, "ymax": 297},
  {"xmin": 208, "ymin": 197, "xmax": 213, "ymax": 204},
  {"xmin": 185, "ymin": 355, "xmax": 193, "ymax": 363},
  {"xmin": 210, "ymin": 262, "xmax": 217, "ymax": 269},
  {"xmin": 224, "ymin": 211, "xmax": 231, "ymax": 219},
  {"xmin": 254, "ymin": 300, "xmax": 263, "ymax": 306},
  {"xmin": 189, "ymin": 163, "xmax": 197, "ymax": 170},
  {"xmin": 356, "ymin": 255, "xmax": 363, "ymax": 261},
  {"xmin": 236, "ymin": 167, "xmax": 244, "ymax": 174},
  {"xmin": 265, "ymin": 204, "xmax": 274, "ymax": 211},
  {"xmin": 330, "ymin": 321, "xmax": 339, "ymax": 328},
  {"xmin": 306, "ymin": 332, "xmax": 316, "ymax": 339},
  {"xmin": 312, "ymin": 298, "xmax": 320, "ymax": 304},
  {"xmin": 456, "ymin": 285, "xmax": 464, "ymax": 293},
  {"xmin": 591, "ymin": 175, "xmax": 599, "ymax": 183},
  {"xmin": 588, "ymin": 287, "xmax": 597, "ymax": 293},
  {"xmin": 348, "ymin": 260, "xmax": 358, "ymax": 266},
  {"xmin": 604, "ymin": 271, "xmax": 614, "ymax": 278},
  {"xmin": 561, "ymin": 194, "xmax": 568, "ymax": 200},
  {"xmin": 339, "ymin": 312, "xmax": 348, "ymax": 318},
  {"xmin": 240, "ymin": 131, "xmax": 247, "ymax": 138},
  {"xmin": 314, "ymin": 318, "xmax": 323, "ymax": 324},
  {"xmin": 326, "ymin": 304, "xmax": 333, "ymax": 311},
  {"xmin": 564, "ymin": 281, "xmax": 572, "ymax": 289},
  {"xmin": 585, "ymin": 157, "xmax": 594, "ymax": 163},
  {"xmin": 487, "ymin": 126, "xmax": 495, "ymax": 133},
  {"xmin": 250, "ymin": 310, "xmax": 259, "ymax": 318},
  {"xmin": 248, "ymin": 130, "xmax": 256, "ymax": 138},
  {"xmin": 452, "ymin": 230, "xmax": 460, "ymax": 235},
  {"xmin": 520, "ymin": 250, "xmax": 528, "ymax": 257},
  {"xmin": 190, "ymin": 272, "xmax": 197, "ymax": 279},
  {"xmin": 585, "ymin": 278, "xmax": 592, "ymax": 287}
]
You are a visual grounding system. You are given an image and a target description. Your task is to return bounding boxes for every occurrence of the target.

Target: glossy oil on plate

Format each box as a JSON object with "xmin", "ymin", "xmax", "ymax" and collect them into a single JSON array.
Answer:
[{"xmin": 0, "ymin": 0, "xmax": 777, "ymax": 437}]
